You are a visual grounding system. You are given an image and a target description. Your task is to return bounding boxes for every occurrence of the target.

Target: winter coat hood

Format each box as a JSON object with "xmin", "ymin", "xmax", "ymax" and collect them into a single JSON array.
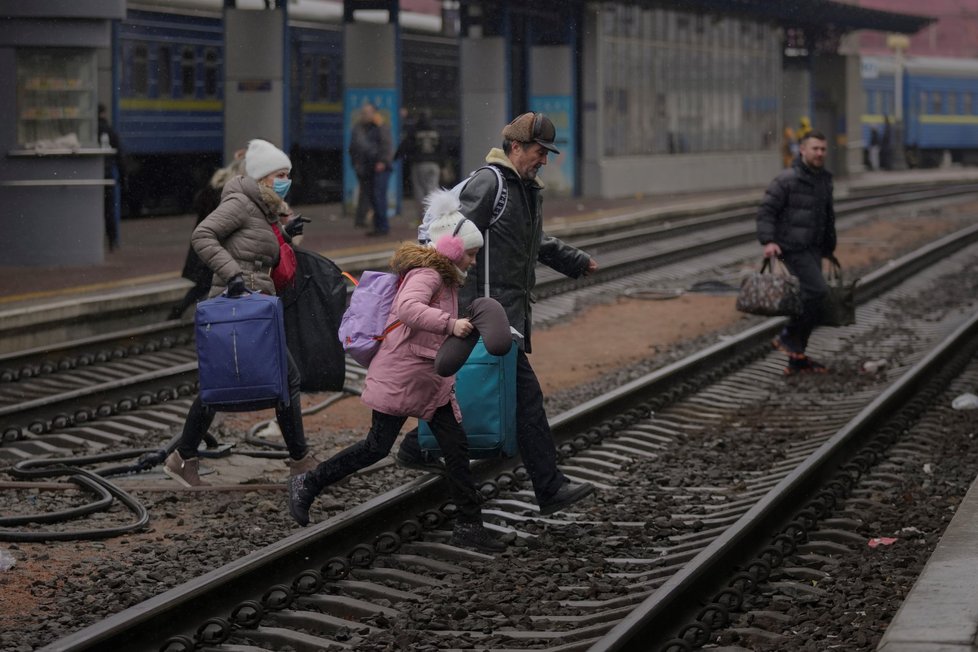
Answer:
[{"xmin": 390, "ymin": 242, "xmax": 465, "ymax": 287}]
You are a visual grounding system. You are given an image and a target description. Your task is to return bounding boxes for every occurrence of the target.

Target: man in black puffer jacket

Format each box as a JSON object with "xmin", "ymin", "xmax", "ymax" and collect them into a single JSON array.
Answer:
[
  {"xmin": 757, "ymin": 130, "xmax": 837, "ymax": 375},
  {"xmin": 398, "ymin": 112, "xmax": 600, "ymax": 516}
]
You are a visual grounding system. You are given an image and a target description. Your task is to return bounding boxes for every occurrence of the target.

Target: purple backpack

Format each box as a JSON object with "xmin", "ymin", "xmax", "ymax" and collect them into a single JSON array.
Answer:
[{"xmin": 338, "ymin": 271, "xmax": 403, "ymax": 367}]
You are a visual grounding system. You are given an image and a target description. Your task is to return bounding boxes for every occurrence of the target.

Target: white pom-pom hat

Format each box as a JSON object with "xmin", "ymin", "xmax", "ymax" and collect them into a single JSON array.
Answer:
[{"xmin": 423, "ymin": 189, "xmax": 483, "ymax": 264}]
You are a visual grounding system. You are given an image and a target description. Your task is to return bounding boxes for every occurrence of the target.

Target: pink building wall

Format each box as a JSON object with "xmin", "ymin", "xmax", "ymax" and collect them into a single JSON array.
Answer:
[{"xmin": 854, "ymin": 0, "xmax": 978, "ymax": 57}]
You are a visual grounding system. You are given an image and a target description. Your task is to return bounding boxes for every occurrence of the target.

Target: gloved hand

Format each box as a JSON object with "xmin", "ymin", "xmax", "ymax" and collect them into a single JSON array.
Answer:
[
  {"xmin": 284, "ymin": 215, "xmax": 311, "ymax": 237},
  {"xmin": 227, "ymin": 274, "xmax": 247, "ymax": 296}
]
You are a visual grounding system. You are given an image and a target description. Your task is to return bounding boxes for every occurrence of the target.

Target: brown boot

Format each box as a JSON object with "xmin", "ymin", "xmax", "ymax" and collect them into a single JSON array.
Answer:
[
  {"xmin": 163, "ymin": 451, "xmax": 211, "ymax": 487},
  {"xmin": 288, "ymin": 452, "xmax": 321, "ymax": 476}
]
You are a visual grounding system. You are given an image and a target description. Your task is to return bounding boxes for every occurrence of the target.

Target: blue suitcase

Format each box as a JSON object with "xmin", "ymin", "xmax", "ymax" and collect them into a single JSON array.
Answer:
[
  {"xmin": 419, "ymin": 338, "xmax": 518, "ymax": 459},
  {"xmin": 195, "ymin": 290, "xmax": 290, "ymax": 411}
]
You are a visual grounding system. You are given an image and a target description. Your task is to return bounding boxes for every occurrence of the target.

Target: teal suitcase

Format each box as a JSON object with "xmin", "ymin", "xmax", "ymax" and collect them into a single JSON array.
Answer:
[{"xmin": 419, "ymin": 338, "xmax": 517, "ymax": 459}]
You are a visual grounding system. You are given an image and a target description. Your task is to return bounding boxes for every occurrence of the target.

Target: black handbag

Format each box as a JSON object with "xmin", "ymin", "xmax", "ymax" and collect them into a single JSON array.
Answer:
[
  {"xmin": 735, "ymin": 258, "xmax": 802, "ymax": 317},
  {"xmin": 820, "ymin": 258, "xmax": 857, "ymax": 327}
]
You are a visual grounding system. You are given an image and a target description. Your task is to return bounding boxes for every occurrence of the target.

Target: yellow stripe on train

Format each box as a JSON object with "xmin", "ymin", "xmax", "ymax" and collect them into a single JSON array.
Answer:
[{"xmin": 121, "ymin": 98, "xmax": 223, "ymax": 112}]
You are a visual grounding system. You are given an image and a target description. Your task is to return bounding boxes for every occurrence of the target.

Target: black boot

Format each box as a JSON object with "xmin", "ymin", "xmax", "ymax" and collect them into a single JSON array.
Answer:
[
  {"xmin": 287, "ymin": 473, "xmax": 317, "ymax": 526},
  {"xmin": 450, "ymin": 521, "xmax": 507, "ymax": 553}
]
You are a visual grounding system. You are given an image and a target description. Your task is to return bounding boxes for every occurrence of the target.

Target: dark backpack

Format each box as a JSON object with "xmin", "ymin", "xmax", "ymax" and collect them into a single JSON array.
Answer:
[{"xmin": 278, "ymin": 248, "xmax": 348, "ymax": 392}]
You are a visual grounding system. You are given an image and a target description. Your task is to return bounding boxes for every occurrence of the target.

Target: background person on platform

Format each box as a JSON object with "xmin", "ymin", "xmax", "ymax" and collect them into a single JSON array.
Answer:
[
  {"xmin": 349, "ymin": 103, "xmax": 393, "ymax": 236},
  {"xmin": 398, "ymin": 112, "xmax": 600, "ymax": 516},
  {"xmin": 394, "ymin": 107, "xmax": 443, "ymax": 224}
]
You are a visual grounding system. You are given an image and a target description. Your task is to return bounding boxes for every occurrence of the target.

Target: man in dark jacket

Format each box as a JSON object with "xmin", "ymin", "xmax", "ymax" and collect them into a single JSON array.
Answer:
[
  {"xmin": 757, "ymin": 130, "xmax": 837, "ymax": 375},
  {"xmin": 398, "ymin": 112, "xmax": 600, "ymax": 516},
  {"xmin": 349, "ymin": 103, "xmax": 393, "ymax": 235}
]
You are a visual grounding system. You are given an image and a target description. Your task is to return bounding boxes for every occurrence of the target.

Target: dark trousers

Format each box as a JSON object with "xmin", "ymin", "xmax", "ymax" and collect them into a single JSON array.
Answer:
[
  {"xmin": 169, "ymin": 281, "xmax": 211, "ymax": 320},
  {"xmin": 370, "ymin": 169, "xmax": 390, "ymax": 234},
  {"xmin": 305, "ymin": 404, "xmax": 483, "ymax": 522},
  {"xmin": 177, "ymin": 351, "xmax": 308, "ymax": 461},
  {"xmin": 780, "ymin": 249, "xmax": 829, "ymax": 353},
  {"xmin": 400, "ymin": 350, "xmax": 566, "ymax": 504},
  {"xmin": 354, "ymin": 172, "xmax": 374, "ymax": 227}
]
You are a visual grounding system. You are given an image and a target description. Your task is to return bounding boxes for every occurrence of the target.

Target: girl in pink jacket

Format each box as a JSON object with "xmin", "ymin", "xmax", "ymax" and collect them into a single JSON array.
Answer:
[{"xmin": 288, "ymin": 191, "xmax": 508, "ymax": 554}]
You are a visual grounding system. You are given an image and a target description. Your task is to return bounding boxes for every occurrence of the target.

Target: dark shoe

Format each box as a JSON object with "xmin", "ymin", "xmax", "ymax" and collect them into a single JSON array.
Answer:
[
  {"xmin": 784, "ymin": 355, "xmax": 828, "ymax": 376},
  {"xmin": 450, "ymin": 521, "xmax": 507, "ymax": 553},
  {"xmin": 288, "ymin": 473, "xmax": 316, "ymax": 526},
  {"xmin": 538, "ymin": 481, "xmax": 595, "ymax": 516},
  {"xmin": 771, "ymin": 331, "xmax": 804, "ymax": 358},
  {"xmin": 394, "ymin": 449, "xmax": 446, "ymax": 474}
]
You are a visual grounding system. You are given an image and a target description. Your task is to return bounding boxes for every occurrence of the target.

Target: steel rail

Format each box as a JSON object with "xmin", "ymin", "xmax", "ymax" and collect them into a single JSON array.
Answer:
[
  {"xmin": 37, "ymin": 223, "xmax": 978, "ymax": 652},
  {"xmin": 589, "ymin": 294, "xmax": 978, "ymax": 652}
]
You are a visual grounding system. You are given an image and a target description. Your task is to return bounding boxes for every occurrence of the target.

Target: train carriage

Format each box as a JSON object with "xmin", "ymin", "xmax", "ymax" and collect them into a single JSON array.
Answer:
[
  {"xmin": 115, "ymin": 1, "xmax": 458, "ymax": 215},
  {"xmin": 862, "ymin": 55, "xmax": 978, "ymax": 168}
]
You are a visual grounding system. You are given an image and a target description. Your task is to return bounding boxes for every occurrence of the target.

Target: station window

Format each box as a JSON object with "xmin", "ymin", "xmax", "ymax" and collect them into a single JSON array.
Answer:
[
  {"xmin": 132, "ymin": 43, "xmax": 149, "ymax": 97},
  {"xmin": 158, "ymin": 46, "xmax": 171, "ymax": 98},
  {"xmin": 600, "ymin": 6, "xmax": 779, "ymax": 156},
  {"xmin": 203, "ymin": 48, "xmax": 218, "ymax": 97},
  {"xmin": 318, "ymin": 56, "xmax": 332, "ymax": 101},
  {"xmin": 180, "ymin": 47, "xmax": 195, "ymax": 97}
]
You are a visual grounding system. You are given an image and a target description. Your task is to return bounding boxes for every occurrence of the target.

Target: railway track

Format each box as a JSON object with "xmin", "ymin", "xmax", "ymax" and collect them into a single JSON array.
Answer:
[
  {"xmin": 23, "ymin": 210, "xmax": 978, "ymax": 650},
  {"xmin": 1, "ymin": 184, "xmax": 974, "ymax": 460}
]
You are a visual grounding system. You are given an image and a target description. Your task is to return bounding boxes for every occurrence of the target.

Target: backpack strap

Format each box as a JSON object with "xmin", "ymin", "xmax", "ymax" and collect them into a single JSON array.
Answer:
[{"xmin": 477, "ymin": 164, "xmax": 508, "ymax": 298}]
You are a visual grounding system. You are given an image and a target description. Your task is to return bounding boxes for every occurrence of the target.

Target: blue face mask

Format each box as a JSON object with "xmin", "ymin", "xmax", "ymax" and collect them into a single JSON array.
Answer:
[{"xmin": 272, "ymin": 178, "xmax": 292, "ymax": 199}]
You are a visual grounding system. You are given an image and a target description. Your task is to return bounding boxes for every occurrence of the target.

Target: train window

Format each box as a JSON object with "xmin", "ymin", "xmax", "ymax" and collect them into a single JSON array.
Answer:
[
  {"xmin": 203, "ymin": 48, "xmax": 218, "ymax": 97},
  {"xmin": 919, "ymin": 91, "xmax": 928, "ymax": 114},
  {"xmin": 181, "ymin": 47, "xmax": 195, "ymax": 97},
  {"xmin": 132, "ymin": 43, "xmax": 149, "ymax": 97},
  {"xmin": 158, "ymin": 46, "xmax": 171, "ymax": 98},
  {"xmin": 930, "ymin": 92, "xmax": 943, "ymax": 114},
  {"xmin": 318, "ymin": 56, "xmax": 331, "ymax": 101},
  {"xmin": 301, "ymin": 54, "xmax": 313, "ymax": 101},
  {"xmin": 964, "ymin": 93, "xmax": 974, "ymax": 115}
]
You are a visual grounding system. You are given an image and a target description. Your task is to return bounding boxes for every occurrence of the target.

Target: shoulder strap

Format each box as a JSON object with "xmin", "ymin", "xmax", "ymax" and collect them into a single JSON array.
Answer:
[{"xmin": 478, "ymin": 164, "xmax": 508, "ymax": 298}]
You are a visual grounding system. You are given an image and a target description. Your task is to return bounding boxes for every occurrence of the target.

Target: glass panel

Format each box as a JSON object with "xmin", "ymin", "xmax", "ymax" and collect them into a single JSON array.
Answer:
[
  {"xmin": 16, "ymin": 48, "xmax": 97, "ymax": 147},
  {"xmin": 203, "ymin": 48, "xmax": 218, "ymax": 97},
  {"xmin": 158, "ymin": 45, "xmax": 171, "ymax": 98},
  {"xmin": 133, "ymin": 43, "xmax": 148, "ymax": 97},
  {"xmin": 181, "ymin": 47, "xmax": 195, "ymax": 97}
]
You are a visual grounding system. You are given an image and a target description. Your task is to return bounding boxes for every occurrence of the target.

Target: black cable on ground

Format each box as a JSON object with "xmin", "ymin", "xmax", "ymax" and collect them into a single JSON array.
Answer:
[{"xmin": 0, "ymin": 460, "xmax": 150, "ymax": 542}]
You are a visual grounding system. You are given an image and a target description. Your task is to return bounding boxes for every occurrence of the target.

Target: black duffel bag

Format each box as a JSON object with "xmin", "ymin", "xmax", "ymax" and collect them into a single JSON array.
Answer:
[
  {"xmin": 279, "ymin": 247, "xmax": 348, "ymax": 392},
  {"xmin": 820, "ymin": 257, "xmax": 857, "ymax": 327}
]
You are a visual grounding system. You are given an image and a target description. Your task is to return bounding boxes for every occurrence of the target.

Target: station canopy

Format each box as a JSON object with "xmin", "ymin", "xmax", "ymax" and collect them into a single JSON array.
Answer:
[{"xmin": 466, "ymin": 0, "xmax": 934, "ymax": 35}]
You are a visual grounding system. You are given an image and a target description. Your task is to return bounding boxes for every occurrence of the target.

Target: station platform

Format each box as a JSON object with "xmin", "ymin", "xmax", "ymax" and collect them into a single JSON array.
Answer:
[
  {"xmin": 877, "ymin": 474, "xmax": 978, "ymax": 651},
  {"xmin": 1, "ymin": 167, "xmax": 977, "ymax": 354}
]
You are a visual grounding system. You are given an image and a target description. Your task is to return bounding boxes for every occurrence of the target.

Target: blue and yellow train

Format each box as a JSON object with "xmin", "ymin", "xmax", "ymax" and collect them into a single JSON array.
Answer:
[
  {"xmin": 861, "ymin": 55, "xmax": 978, "ymax": 169},
  {"xmin": 114, "ymin": 2, "xmax": 458, "ymax": 215}
]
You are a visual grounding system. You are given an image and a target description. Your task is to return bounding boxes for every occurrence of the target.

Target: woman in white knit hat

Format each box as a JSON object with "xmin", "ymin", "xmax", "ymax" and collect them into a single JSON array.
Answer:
[
  {"xmin": 288, "ymin": 189, "xmax": 509, "ymax": 554},
  {"xmin": 163, "ymin": 139, "xmax": 320, "ymax": 488}
]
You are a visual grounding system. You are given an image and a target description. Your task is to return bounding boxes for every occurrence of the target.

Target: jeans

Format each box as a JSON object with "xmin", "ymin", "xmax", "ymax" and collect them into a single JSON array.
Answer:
[
  {"xmin": 400, "ymin": 350, "xmax": 566, "ymax": 504},
  {"xmin": 305, "ymin": 404, "xmax": 483, "ymax": 522},
  {"xmin": 410, "ymin": 161, "xmax": 441, "ymax": 219},
  {"xmin": 354, "ymin": 172, "xmax": 374, "ymax": 227},
  {"xmin": 780, "ymin": 248, "xmax": 829, "ymax": 353},
  {"xmin": 371, "ymin": 169, "xmax": 391, "ymax": 234},
  {"xmin": 177, "ymin": 351, "xmax": 307, "ymax": 461}
]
